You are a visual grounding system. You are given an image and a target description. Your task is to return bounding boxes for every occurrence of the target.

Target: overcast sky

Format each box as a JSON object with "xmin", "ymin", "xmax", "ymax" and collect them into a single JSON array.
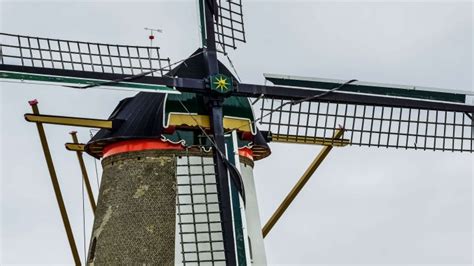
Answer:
[{"xmin": 1, "ymin": 1, "xmax": 473, "ymax": 265}]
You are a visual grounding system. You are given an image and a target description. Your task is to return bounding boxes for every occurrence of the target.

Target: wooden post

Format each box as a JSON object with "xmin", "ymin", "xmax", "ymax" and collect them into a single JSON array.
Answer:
[
  {"xmin": 28, "ymin": 99, "xmax": 81, "ymax": 265},
  {"xmin": 262, "ymin": 128, "xmax": 345, "ymax": 238}
]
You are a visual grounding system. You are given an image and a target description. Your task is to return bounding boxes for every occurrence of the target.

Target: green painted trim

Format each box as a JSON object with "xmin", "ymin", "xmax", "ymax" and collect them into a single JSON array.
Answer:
[
  {"xmin": 266, "ymin": 76, "xmax": 466, "ymax": 103},
  {"xmin": 225, "ymin": 135, "xmax": 247, "ymax": 266},
  {"xmin": 198, "ymin": 0, "xmax": 206, "ymax": 47},
  {"xmin": 0, "ymin": 71, "xmax": 179, "ymax": 93}
]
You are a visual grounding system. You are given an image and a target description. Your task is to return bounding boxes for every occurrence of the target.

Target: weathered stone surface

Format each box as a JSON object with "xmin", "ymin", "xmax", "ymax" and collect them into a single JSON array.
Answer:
[{"xmin": 87, "ymin": 150, "xmax": 177, "ymax": 265}]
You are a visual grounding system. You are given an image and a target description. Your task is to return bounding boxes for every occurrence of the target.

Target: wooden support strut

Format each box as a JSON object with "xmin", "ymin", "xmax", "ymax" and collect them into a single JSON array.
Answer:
[
  {"xmin": 262, "ymin": 128, "xmax": 345, "ymax": 238},
  {"xmin": 65, "ymin": 143, "xmax": 86, "ymax": 152},
  {"xmin": 69, "ymin": 131, "xmax": 97, "ymax": 213},
  {"xmin": 271, "ymin": 133, "xmax": 350, "ymax": 147},
  {"xmin": 24, "ymin": 113, "xmax": 113, "ymax": 129},
  {"xmin": 27, "ymin": 100, "xmax": 81, "ymax": 265}
]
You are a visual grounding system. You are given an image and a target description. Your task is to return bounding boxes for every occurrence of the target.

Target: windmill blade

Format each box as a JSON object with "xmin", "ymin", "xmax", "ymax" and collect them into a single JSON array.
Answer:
[
  {"xmin": 239, "ymin": 80, "xmax": 474, "ymax": 152},
  {"xmin": 257, "ymin": 98, "xmax": 473, "ymax": 152},
  {"xmin": 264, "ymin": 73, "xmax": 470, "ymax": 104},
  {"xmin": 212, "ymin": 0, "xmax": 246, "ymax": 53},
  {"xmin": 0, "ymin": 32, "xmax": 177, "ymax": 93}
]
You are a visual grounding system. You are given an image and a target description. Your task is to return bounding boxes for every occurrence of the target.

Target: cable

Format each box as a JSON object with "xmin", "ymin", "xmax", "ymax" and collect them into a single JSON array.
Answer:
[
  {"xmin": 177, "ymin": 99, "xmax": 246, "ymax": 201},
  {"xmin": 465, "ymin": 112, "xmax": 473, "ymax": 120},
  {"xmin": 251, "ymin": 94, "xmax": 264, "ymax": 105},
  {"xmin": 81, "ymin": 166, "xmax": 87, "ymax": 263},
  {"xmin": 256, "ymin": 79, "xmax": 357, "ymax": 123},
  {"xmin": 223, "ymin": 79, "xmax": 358, "ymax": 135},
  {"xmin": 89, "ymin": 129, "xmax": 101, "ymax": 191},
  {"xmin": 290, "ymin": 79, "xmax": 358, "ymax": 105},
  {"xmin": 178, "ymin": 100, "xmax": 221, "ymax": 155},
  {"xmin": 214, "ymin": 26, "xmax": 242, "ymax": 82},
  {"xmin": 224, "ymin": 53, "xmax": 241, "ymax": 82},
  {"xmin": 218, "ymin": 43, "xmax": 241, "ymax": 82},
  {"xmin": 63, "ymin": 51, "xmax": 205, "ymax": 90}
]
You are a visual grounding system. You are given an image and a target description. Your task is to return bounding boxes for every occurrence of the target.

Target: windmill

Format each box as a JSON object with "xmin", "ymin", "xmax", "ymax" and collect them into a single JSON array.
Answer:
[{"xmin": 1, "ymin": 1, "xmax": 472, "ymax": 265}]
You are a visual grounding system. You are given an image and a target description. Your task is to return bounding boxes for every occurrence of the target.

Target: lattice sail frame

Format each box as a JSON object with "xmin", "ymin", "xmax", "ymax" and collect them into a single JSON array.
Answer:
[
  {"xmin": 215, "ymin": 0, "xmax": 246, "ymax": 53},
  {"xmin": 175, "ymin": 151, "xmax": 226, "ymax": 265},
  {"xmin": 0, "ymin": 32, "xmax": 171, "ymax": 76},
  {"xmin": 256, "ymin": 98, "xmax": 474, "ymax": 152}
]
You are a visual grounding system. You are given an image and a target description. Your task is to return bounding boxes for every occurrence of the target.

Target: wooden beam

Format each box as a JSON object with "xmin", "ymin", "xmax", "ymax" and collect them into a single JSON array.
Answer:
[
  {"xmin": 25, "ymin": 113, "xmax": 113, "ymax": 129},
  {"xmin": 262, "ymin": 128, "xmax": 345, "ymax": 238},
  {"xmin": 271, "ymin": 133, "xmax": 349, "ymax": 147},
  {"xmin": 28, "ymin": 100, "xmax": 81, "ymax": 265},
  {"xmin": 65, "ymin": 143, "xmax": 85, "ymax": 152}
]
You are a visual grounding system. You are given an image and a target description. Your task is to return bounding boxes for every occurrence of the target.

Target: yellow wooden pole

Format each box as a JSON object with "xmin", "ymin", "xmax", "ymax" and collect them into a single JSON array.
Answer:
[
  {"xmin": 28, "ymin": 100, "xmax": 82, "ymax": 265},
  {"xmin": 262, "ymin": 128, "xmax": 345, "ymax": 238},
  {"xmin": 24, "ymin": 113, "xmax": 113, "ymax": 129},
  {"xmin": 271, "ymin": 133, "xmax": 349, "ymax": 146}
]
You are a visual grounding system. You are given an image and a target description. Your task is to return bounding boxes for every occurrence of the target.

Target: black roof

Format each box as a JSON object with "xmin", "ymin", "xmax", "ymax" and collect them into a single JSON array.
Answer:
[{"xmin": 85, "ymin": 49, "xmax": 271, "ymax": 160}]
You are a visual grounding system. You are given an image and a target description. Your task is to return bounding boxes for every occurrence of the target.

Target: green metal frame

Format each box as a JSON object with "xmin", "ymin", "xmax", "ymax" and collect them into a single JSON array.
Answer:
[
  {"xmin": 0, "ymin": 71, "xmax": 179, "ymax": 93},
  {"xmin": 265, "ymin": 74, "xmax": 468, "ymax": 103},
  {"xmin": 225, "ymin": 133, "xmax": 247, "ymax": 265}
]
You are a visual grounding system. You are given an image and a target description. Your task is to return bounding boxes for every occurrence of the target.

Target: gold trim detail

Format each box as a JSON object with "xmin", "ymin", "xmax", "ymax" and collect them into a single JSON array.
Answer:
[{"xmin": 168, "ymin": 113, "xmax": 253, "ymax": 132}]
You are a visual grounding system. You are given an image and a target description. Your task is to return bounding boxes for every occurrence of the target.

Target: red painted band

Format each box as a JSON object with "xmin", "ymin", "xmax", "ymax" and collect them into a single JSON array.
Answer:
[
  {"xmin": 238, "ymin": 147, "xmax": 254, "ymax": 161},
  {"xmin": 103, "ymin": 139, "xmax": 254, "ymax": 161},
  {"xmin": 103, "ymin": 139, "xmax": 184, "ymax": 158}
]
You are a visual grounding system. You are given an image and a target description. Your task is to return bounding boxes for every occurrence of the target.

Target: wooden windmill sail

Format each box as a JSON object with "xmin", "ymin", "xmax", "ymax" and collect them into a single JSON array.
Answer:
[{"xmin": 1, "ymin": 0, "xmax": 472, "ymax": 265}]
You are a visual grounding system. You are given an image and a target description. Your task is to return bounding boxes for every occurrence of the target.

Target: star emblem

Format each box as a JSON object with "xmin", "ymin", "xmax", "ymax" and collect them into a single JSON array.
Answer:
[
  {"xmin": 214, "ymin": 76, "xmax": 229, "ymax": 92},
  {"xmin": 210, "ymin": 74, "xmax": 232, "ymax": 93}
]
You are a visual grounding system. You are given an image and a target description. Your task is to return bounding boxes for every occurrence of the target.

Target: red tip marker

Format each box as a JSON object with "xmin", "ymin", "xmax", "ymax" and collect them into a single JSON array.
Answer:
[
  {"xmin": 28, "ymin": 99, "xmax": 39, "ymax": 106},
  {"xmin": 149, "ymin": 35, "xmax": 155, "ymax": 40}
]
